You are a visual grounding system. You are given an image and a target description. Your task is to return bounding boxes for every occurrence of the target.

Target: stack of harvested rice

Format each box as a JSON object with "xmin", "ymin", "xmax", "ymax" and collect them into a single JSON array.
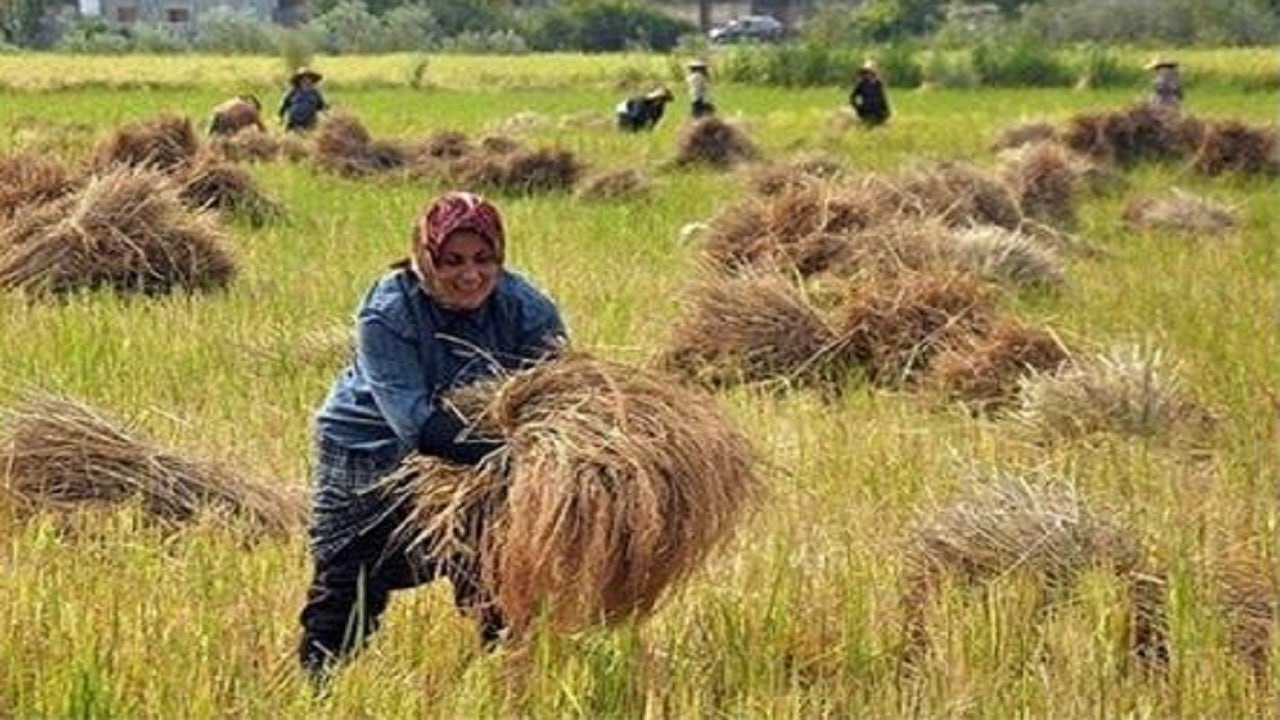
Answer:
[
  {"xmin": 1191, "ymin": 121, "xmax": 1279, "ymax": 177},
  {"xmin": 745, "ymin": 155, "xmax": 845, "ymax": 196},
  {"xmin": 446, "ymin": 144, "xmax": 582, "ymax": 195},
  {"xmin": 900, "ymin": 474, "xmax": 1168, "ymax": 673},
  {"xmin": 408, "ymin": 130, "xmax": 475, "ymax": 179},
  {"xmin": 391, "ymin": 353, "xmax": 761, "ymax": 635},
  {"xmin": 575, "ymin": 168, "xmax": 651, "ymax": 201},
  {"xmin": 314, "ymin": 113, "xmax": 407, "ymax": 177},
  {"xmin": 0, "ymin": 152, "xmax": 78, "ymax": 219},
  {"xmin": 0, "ymin": 164, "xmax": 235, "ymax": 296},
  {"xmin": 675, "ymin": 117, "xmax": 760, "ymax": 169},
  {"xmin": 990, "ymin": 120, "xmax": 1058, "ymax": 152},
  {"xmin": 657, "ymin": 272, "xmax": 839, "ymax": 389},
  {"xmin": 930, "ymin": 319, "xmax": 1071, "ymax": 410},
  {"xmin": 998, "ymin": 140, "xmax": 1079, "ymax": 229},
  {"xmin": 179, "ymin": 154, "xmax": 283, "ymax": 227},
  {"xmin": 944, "ymin": 224, "xmax": 1064, "ymax": 290},
  {"xmin": 880, "ymin": 162, "xmax": 1023, "ymax": 230},
  {"xmin": 92, "ymin": 114, "xmax": 200, "ymax": 172},
  {"xmin": 1063, "ymin": 105, "xmax": 1202, "ymax": 167},
  {"xmin": 1122, "ymin": 189, "xmax": 1236, "ymax": 234},
  {"xmin": 208, "ymin": 129, "xmax": 287, "ymax": 163},
  {"xmin": 0, "ymin": 391, "xmax": 304, "ymax": 537},
  {"xmin": 1211, "ymin": 547, "xmax": 1277, "ymax": 684}
]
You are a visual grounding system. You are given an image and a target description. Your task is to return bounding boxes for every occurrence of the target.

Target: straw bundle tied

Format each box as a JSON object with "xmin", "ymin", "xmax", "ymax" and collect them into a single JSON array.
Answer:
[
  {"xmin": 998, "ymin": 141, "xmax": 1079, "ymax": 229},
  {"xmin": 1063, "ymin": 105, "xmax": 1201, "ymax": 167},
  {"xmin": 900, "ymin": 474, "xmax": 1168, "ymax": 673},
  {"xmin": 0, "ymin": 152, "xmax": 78, "ymax": 219},
  {"xmin": 657, "ymin": 271, "xmax": 839, "ymax": 389},
  {"xmin": 1014, "ymin": 344, "xmax": 1216, "ymax": 442},
  {"xmin": 445, "ymin": 145, "xmax": 583, "ymax": 196},
  {"xmin": 93, "ymin": 114, "xmax": 200, "ymax": 173},
  {"xmin": 1122, "ymin": 189, "xmax": 1237, "ymax": 235},
  {"xmin": 575, "ymin": 168, "xmax": 651, "ymax": 201},
  {"xmin": 208, "ymin": 129, "xmax": 288, "ymax": 163},
  {"xmin": 0, "ymin": 391, "xmax": 304, "ymax": 537},
  {"xmin": 179, "ymin": 155, "xmax": 284, "ymax": 227},
  {"xmin": 1191, "ymin": 121, "xmax": 1279, "ymax": 177},
  {"xmin": 675, "ymin": 117, "xmax": 760, "ymax": 169},
  {"xmin": 991, "ymin": 121, "xmax": 1058, "ymax": 152},
  {"xmin": 314, "ymin": 113, "xmax": 407, "ymax": 177},
  {"xmin": 882, "ymin": 162, "xmax": 1023, "ymax": 230},
  {"xmin": 745, "ymin": 155, "xmax": 845, "ymax": 197},
  {"xmin": 390, "ymin": 353, "xmax": 761, "ymax": 634},
  {"xmin": 0, "ymin": 164, "xmax": 235, "ymax": 296},
  {"xmin": 930, "ymin": 319, "xmax": 1071, "ymax": 410},
  {"xmin": 945, "ymin": 225, "xmax": 1065, "ymax": 290}
]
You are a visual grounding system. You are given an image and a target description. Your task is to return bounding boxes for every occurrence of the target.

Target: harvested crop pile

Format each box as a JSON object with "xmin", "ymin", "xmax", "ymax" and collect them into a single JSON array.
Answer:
[
  {"xmin": 900, "ymin": 475, "xmax": 1168, "ymax": 673},
  {"xmin": 945, "ymin": 225, "xmax": 1064, "ymax": 290},
  {"xmin": 408, "ymin": 130, "xmax": 475, "ymax": 179},
  {"xmin": 833, "ymin": 272, "xmax": 997, "ymax": 386},
  {"xmin": 0, "ymin": 391, "xmax": 304, "ymax": 537},
  {"xmin": 314, "ymin": 113, "xmax": 407, "ymax": 177},
  {"xmin": 179, "ymin": 155, "xmax": 283, "ymax": 226},
  {"xmin": 208, "ymin": 130, "xmax": 285, "ymax": 163},
  {"xmin": 447, "ymin": 145, "xmax": 583, "ymax": 195},
  {"xmin": 1122, "ymin": 189, "xmax": 1236, "ymax": 234},
  {"xmin": 999, "ymin": 140, "xmax": 1078, "ymax": 229},
  {"xmin": 391, "ymin": 353, "xmax": 761, "ymax": 635},
  {"xmin": 1191, "ymin": 121, "xmax": 1279, "ymax": 177},
  {"xmin": 0, "ymin": 152, "xmax": 78, "ymax": 219},
  {"xmin": 1211, "ymin": 548, "xmax": 1276, "ymax": 684},
  {"xmin": 1013, "ymin": 344, "xmax": 1216, "ymax": 442},
  {"xmin": 657, "ymin": 272, "xmax": 839, "ymax": 388},
  {"xmin": 93, "ymin": 114, "xmax": 200, "ymax": 173},
  {"xmin": 930, "ymin": 319, "xmax": 1070, "ymax": 410},
  {"xmin": 881, "ymin": 162, "xmax": 1023, "ymax": 230},
  {"xmin": 1063, "ymin": 105, "xmax": 1201, "ymax": 167},
  {"xmin": 576, "ymin": 168, "xmax": 650, "ymax": 201},
  {"xmin": 0, "ymin": 165, "xmax": 235, "ymax": 296},
  {"xmin": 991, "ymin": 120, "xmax": 1058, "ymax": 151},
  {"xmin": 746, "ymin": 154, "xmax": 846, "ymax": 197},
  {"xmin": 675, "ymin": 117, "xmax": 760, "ymax": 169}
]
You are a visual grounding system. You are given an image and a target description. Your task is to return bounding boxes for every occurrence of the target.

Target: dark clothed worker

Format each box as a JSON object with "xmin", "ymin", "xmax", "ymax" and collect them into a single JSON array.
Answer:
[
  {"xmin": 849, "ymin": 63, "xmax": 891, "ymax": 127},
  {"xmin": 298, "ymin": 191, "xmax": 567, "ymax": 684},
  {"xmin": 1147, "ymin": 57, "xmax": 1183, "ymax": 110},
  {"xmin": 686, "ymin": 59, "xmax": 715, "ymax": 119},
  {"xmin": 616, "ymin": 87, "xmax": 674, "ymax": 132},
  {"xmin": 208, "ymin": 95, "xmax": 266, "ymax": 136},
  {"xmin": 279, "ymin": 67, "xmax": 329, "ymax": 133}
]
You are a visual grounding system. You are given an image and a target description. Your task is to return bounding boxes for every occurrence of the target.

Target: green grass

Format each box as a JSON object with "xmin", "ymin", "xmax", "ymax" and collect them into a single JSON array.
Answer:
[{"xmin": 0, "ymin": 54, "xmax": 1276, "ymax": 718}]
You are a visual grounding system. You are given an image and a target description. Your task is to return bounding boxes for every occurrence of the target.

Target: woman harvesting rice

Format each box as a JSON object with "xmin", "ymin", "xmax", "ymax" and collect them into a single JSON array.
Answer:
[{"xmin": 298, "ymin": 191, "xmax": 566, "ymax": 681}]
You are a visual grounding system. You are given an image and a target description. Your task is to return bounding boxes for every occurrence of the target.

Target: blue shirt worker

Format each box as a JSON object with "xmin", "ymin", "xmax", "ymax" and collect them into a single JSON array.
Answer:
[
  {"xmin": 298, "ymin": 191, "xmax": 567, "ymax": 682},
  {"xmin": 279, "ymin": 67, "xmax": 329, "ymax": 132}
]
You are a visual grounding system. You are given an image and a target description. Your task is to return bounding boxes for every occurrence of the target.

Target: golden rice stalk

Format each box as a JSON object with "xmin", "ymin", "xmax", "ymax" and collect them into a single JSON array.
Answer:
[
  {"xmin": 179, "ymin": 155, "xmax": 284, "ymax": 227},
  {"xmin": 930, "ymin": 319, "xmax": 1071, "ymax": 410},
  {"xmin": 1122, "ymin": 189, "xmax": 1237, "ymax": 234},
  {"xmin": 945, "ymin": 225, "xmax": 1064, "ymax": 290},
  {"xmin": 1211, "ymin": 548, "xmax": 1276, "ymax": 684},
  {"xmin": 576, "ymin": 168, "xmax": 651, "ymax": 201},
  {"xmin": 393, "ymin": 353, "xmax": 762, "ymax": 635},
  {"xmin": 1014, "ymin": 344, "xmax": 1216, "ymax": 442},
  {"xmin": 998, "ymin": 140, "xmax": 1078, "ymax": 229},
  {"xmin": 656, "ymin": 271, "xmax": 840, "ymax": 388},
  {"xmin": 833, "ymin": 272, "xmax": 997, "ymax": 386},
  {"xmin": 881, "ymin": 161, "xmax": 1023, "ymax": 230},
  {"xmin": 0, "ymin": 152, "xmax": 79, "ymax": 219},
  {"xmin": 0, "ymin": 391, "xmax": 305, "ymax": 537},
  {"xmin": 675, "ymin": 117, "xmax": 760, "ymax": 169},
  {"xmin": 92, "ymin": 114, "xmax": 200, "ymax": 173},
  {"xmin": 0, "ymin": 165, "xmax": 236, "ymax": 296},
  {"xmin": 900, "ymin": 474, "xmax": 1167, "ymax": 673},
  {"xmin": 1191, "ymin": 121, "xmax": 1279, "ymax": 177}
]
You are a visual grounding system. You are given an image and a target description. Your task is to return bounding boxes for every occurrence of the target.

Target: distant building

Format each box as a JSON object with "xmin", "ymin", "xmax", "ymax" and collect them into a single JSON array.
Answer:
[{"xmin": 79, "ymin": 0, "xmax": 306, "ymax": 28}]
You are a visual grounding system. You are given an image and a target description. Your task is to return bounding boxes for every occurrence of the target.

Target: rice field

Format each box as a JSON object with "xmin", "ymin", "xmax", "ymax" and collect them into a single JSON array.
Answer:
[{"xmin": 0, "ymin": 52, "xmax": 1276, "ymax": 718}]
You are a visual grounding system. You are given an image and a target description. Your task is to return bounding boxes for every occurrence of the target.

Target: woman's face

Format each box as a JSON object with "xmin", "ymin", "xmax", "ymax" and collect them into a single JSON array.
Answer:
[{"xmin": 428, "ymin": 230, "xmax": 500, "ymax": 310}]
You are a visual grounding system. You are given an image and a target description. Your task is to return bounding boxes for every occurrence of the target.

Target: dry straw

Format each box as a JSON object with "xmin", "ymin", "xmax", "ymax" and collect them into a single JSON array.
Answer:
[
  {"xmin": 575, "ymin": 168, "xmax": 651, "ymax": 201},
  {"xmin": 1013, "ymin": 343, "xmax": 1215, "ymax": 442},
  {"xmin": 900, "ymin": 474, "xmax": 1168, "ymax": 674},
  {"xmin": 990, "ymin": 120, "xmax": 1058, "ymax": 152},
  {"xmin": 1191, "ymin": 121, "xmax": 1279, "ymax": 177},
  {"xmin": 657, "ymin": 271, "xmax": 839, "ymax": 389},
  {"xmin": 391, "ymin": 353, "xmax": 761, "ymax": 635},
  {"xmin": 179, "ymin": 155, "xmax": 284, "ymax": 227},
  {"xmin": 1063, "ymin": 105, "xmax": 1202, "ymax": 167},
  {"xmin": 881, "ymin": 162, "xmax": 1023, "ymax": 230},
  {"xmin": 92, "ymin": 114, "xmax": 200, "ymax": 173},
  {"xmin": 0, "ymin": 391, "xmax": 304, "ymax": 537},
  {"xmin": 444, "ymin": 142, "xmax": 583, "ymax": 195},
  {"xmin": 208, "ymin": 129, "xmax": 287, "ymax": 163},
  {"xmin": 675, "ymin": 117, "xmax": 760, "ymax": 169},
  {"xmin": 314, "ymin": 113, "xmax": 407, "ymax": 177},
  {"xmin": 1122, "ymin": 189, "xmax": 1237, "ymax": 234},
  {"xmin": 0, "ymin": 152, "xmax": 79, "ymax": 219},
  {"xmin": 945, "ymin": 224, "xmax": 1065, "ymax": 290},
  {"xmin": 0, "ymin": 164, "xmax": 235, "ymax": 296},
  {"xmin": 930, "ymin": 319, "xmax": 1071, "ymax": 411},
  {"xmin": 745, "ymin": 154, "xmax": 846, "ymax": 197},
  {"xmin": 998, "ymin": 140, "xmax": 1078, "ymax": 229},
  {"xmin": 1211, "ymin": 548, "xmax": 1277, "ymax": 684}
]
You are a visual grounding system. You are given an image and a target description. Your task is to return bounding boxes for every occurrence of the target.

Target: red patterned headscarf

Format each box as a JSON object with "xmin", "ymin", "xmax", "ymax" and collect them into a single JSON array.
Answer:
[{"xmin": 411, "ymin": 191, "xmax": 506, "ymax": 285}]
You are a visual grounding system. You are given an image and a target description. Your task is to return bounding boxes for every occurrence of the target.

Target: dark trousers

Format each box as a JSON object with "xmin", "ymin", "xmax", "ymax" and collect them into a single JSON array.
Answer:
[{"xmin": 692, "ymin": 99, "xmax": 716, "ymax": 119}]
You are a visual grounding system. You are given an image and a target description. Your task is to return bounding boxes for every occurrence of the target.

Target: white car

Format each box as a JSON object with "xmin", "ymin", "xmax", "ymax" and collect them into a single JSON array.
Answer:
[{"xmin": 708, "ymin": 14, "xmax": 786, "ymax": 44}]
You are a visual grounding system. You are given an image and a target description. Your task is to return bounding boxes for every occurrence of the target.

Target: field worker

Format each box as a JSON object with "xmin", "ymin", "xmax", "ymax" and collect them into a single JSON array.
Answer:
[
  {"xmin": 279, "ymin": 67, "xmax": 329, "ymax": 133},
  {"xmin": 1146, "ymin": 57, "xmax": 1183, "ymax": 110},
  {"xmin": 298, "ymin": 190, "xmax": 567, "ymax": 682},
  {"xmin": 849, "ymin": 60, "xmax": 891, "ymax": 127},
  {"xmin": 616, "ymin": 87, "xmax": 674, "ymax": 132},
  {"xmin": 208, "ymin": 94, "xmax": 266, "ymax": 136},
  {"xmin": 686, "ymin": 58, "xmax": 715, "ymax": 119}
]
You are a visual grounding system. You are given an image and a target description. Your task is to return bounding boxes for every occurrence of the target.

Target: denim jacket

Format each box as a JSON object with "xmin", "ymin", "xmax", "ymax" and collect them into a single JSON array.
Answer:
[{"xmin": 315, "ymin": 267, "xmax": 566, "ymax": 458}]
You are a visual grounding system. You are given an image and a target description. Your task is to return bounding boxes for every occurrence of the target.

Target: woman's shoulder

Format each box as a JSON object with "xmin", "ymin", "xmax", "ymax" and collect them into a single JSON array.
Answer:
[{"xmin": 357, "ymin": 269, "xmax": 419, "ymax": 321}]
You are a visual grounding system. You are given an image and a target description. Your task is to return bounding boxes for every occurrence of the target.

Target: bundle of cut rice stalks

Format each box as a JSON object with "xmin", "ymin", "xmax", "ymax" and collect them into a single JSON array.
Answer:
[
  {"xmin": 179, "ymin": 155, "xmax": 284, "ymax": 227},
  {"xmin": 0, "ymin": 391, "xmax": 304, "ymax": 538},
  {"xmin": 900, "ymin": 474, "xmax": 1168, "ymax": 674},
  {"xmin": 1122, "ymin": 189, "xmax": 1236, "ymax": 235},
  {"xmin": 0, "ymin": 164, "xmax": 236, "ymax": 296},
  {"xmin": 446, "ymin": 145, "xmax": 583, "ymax": 195},
  {"xmin": 990, "ymin": 120, "xmax": 1058, "ymax": 152},
  {"xmin": 997, "ymin": 140, "xmax": 1079, "ymax": 229},
  {"xmin": 0, "ymin": 152, "xmax": 78, "ymax": 219},
  {"xmin": 943, "ymin": 224, "xmax": 1065, "ymax": 290},
  {"xmin": 390, "ymin": 353, "xmax": 761, "ymax": 635},
  {"xmin": 1210, "ymin": 546, "xmax": 1277, "ymax": 685},
  {"xmin": 929, "ymin": 319, "xmax": 1071, "ymax": 411},
  {"xmin": 1063, "ymin": 105, "xmax": 1201, "ymax": 167},
  {"xmin": 314, "ymin": 113, "xmax": 407, "ymax": 177},
  {"xmin": 208, "ymin": 129, "xmax": 286, "ymax": 163},
  {"xmin": 575, "ymin": 168, "xmax": 651, "ymax": 201},
  {"xmin": 656, "ymin": 271, "xmax": 840, "ymax": 389},
  {"xmin": 674, "ymin": 117, "xmax": 760, "ymax": 169},
  {"xmin": 1191, "ymin": 121, "xmax": 1279, "ymax": 177},
  {"xmin": 92, "ymin": 114, "xmax": 200, "ymax": 173},
  {"xmin": 878, "ymin": 162, "xmax": 1023, "ymax": 230},
  {"xmin": 745, "ymin": 154, "xmax": 846, "ymax": 197}
]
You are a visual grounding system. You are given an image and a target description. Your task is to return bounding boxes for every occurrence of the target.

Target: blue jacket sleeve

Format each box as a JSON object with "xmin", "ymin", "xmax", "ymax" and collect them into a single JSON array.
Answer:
[
  {"xmin": 354, "ymin": 314, "xmax": 433, "ymax": 449},
  {"xmin": 519, "ymin": 301, "xmax": 568, "ymax": 360}
]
